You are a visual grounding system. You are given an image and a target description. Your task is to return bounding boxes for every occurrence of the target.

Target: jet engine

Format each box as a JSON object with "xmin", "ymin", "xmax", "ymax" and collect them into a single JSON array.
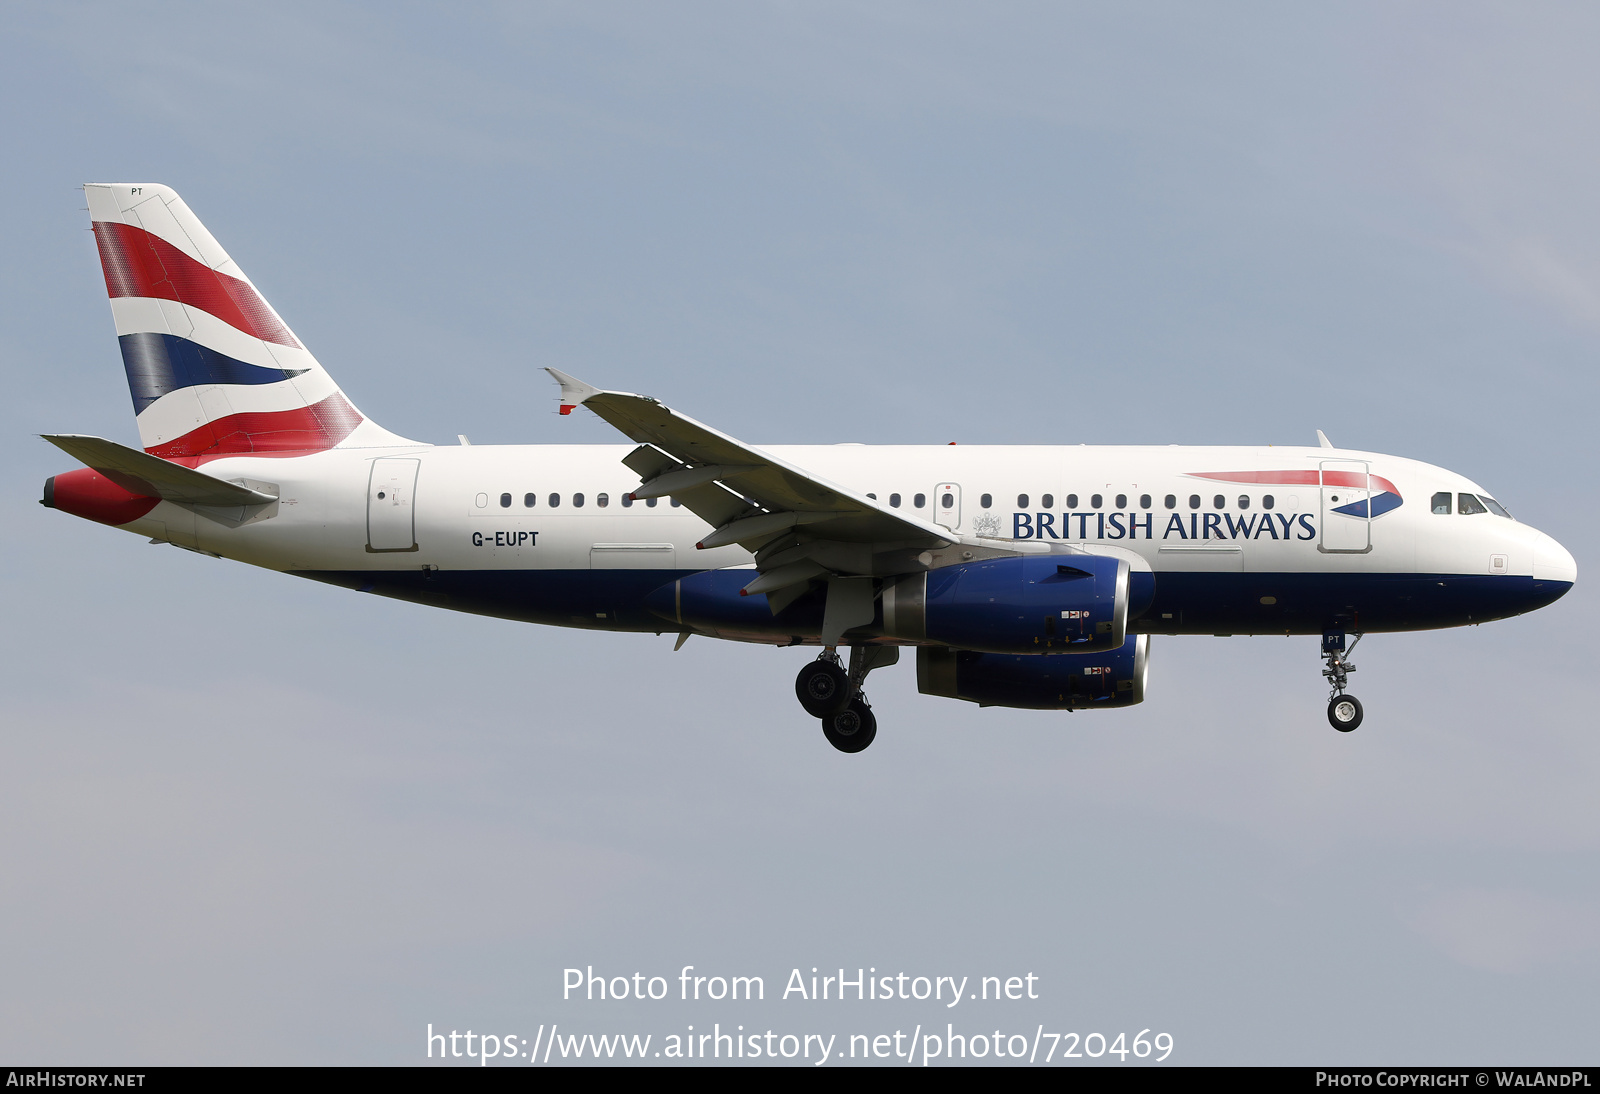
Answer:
[
  {"xmin": 882, "ymin": 554, "xmax": 1133, "ymax": 654},
  {"xmin": 917, "ymin": 634, "xmax": 1150, "ymax": 710}
]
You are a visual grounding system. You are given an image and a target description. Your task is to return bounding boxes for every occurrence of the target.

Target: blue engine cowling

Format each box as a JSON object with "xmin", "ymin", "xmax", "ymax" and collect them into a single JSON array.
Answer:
[
  {"xmin": 882, "ymin": 554, "xmax": 1132, "ymax": 654},
  {"xmin": 917, "ymin": 635, "xmax": 1150, "ymax": 710}
]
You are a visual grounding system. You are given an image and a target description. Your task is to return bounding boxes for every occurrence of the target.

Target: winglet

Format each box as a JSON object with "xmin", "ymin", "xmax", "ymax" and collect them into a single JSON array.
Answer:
[
  {"xmin": 1316, "ymin": 429, "xmax": 1334, "ymax": 449},
  {"xmin": 545, "ymin": 368, "xmax": 601, "ymax": 416}
]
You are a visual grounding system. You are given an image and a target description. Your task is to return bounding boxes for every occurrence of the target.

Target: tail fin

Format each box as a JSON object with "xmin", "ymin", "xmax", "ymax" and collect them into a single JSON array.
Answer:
[{"xmin": 84, "ymin": 183, "xmax": 414, "ymax": 461}]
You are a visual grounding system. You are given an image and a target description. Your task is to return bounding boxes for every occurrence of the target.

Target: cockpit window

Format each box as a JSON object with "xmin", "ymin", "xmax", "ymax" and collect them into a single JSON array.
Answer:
[
  {"xmin": 1458, "ymin": 493, "xmax": 1489, "ymax": 516},
  {"xmin": 1479, "ymin": 495, "xmax": 1513, "ymax": 519},
  {"xmin": 1431, "ymin": 491, "xmax": 1452, "ymax": 515}
]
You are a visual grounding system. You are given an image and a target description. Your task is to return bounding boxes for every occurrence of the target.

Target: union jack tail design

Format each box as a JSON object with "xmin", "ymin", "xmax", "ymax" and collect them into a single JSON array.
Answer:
[{"xmin": 85, "ymin": 183, "xmax": 411, "ymax": 462}]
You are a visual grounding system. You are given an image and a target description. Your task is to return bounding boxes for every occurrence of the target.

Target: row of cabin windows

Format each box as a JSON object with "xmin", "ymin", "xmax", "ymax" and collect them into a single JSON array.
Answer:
[
  {"xmin": 496, "ymin": 492, "xmax": 682, "ymax": 509},
  {"xmin": 493, "ymin": 487, "xmax": 1526, "ymax": 517},
  {"xmin": 497, "ymin": 487, "xmax": 1514, "ymax": 519},
  {"xmin": 862, "ymin": 493, "xmax": 929, "ymax": 509},
  {"xmin": 1432, "ymin": 491, "xmax": 1512, "ymax": 518},
  {"xmin": 970, "ymin": 492, "xmax": 1278, "ymax": 511}
]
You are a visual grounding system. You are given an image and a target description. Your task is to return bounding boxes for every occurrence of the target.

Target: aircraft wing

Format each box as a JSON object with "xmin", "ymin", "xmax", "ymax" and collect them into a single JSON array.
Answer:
[
  {"xmin": 547, "ymin": 368, "xmax": 958, "ymax": 602},
  {"xmin": 41, "ymin": 434, "xmax": 277, "ymax": 507}
]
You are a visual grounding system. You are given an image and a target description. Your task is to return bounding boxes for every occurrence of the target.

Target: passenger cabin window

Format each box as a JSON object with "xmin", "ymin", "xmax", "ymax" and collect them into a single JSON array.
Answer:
[
  {"xmin": 1238, "ymin": 495, "xmax": 1250, "ymax": 510},
  {"xmin": 1017, "ymin": 494, "xmax": 1029, "ymax": 508},
  {"xmin": 867, "ymin": 493, "xmax": 877, "ymax": 500},
  {"xmin": 646, "ymin": 497, "xmax": 658, "ymax": 508},
  {"xmin": 1189, "ymin": 494, "xmax": 1201, "ymax": 509},
  {"xmin": 671, "ymin": 498, "xmax": 682, "ymax": 507},
  {"xmin": 913, "ymin": 493, "xmax": 926, "ymax": 508},
  {"xmin": 1091, "ymin": 494, "xmax": 1102, "ymax": 508},
  {"xmin": 548, "ymin": 493, "xmax": 560, "ymax": 508},
  {"xmin": 1066, "ymin": 494, "xmax": 1078, "ymax": 508},
  {"xmin": 980, "ymin": 493, "xmax": 992, "ymax": 508},
  {"xmin": 1115, "ymin": 494, "xmax": 1127, "ymax": 509},
  {"xmin": 1431, "ymin": 492, "xmax": 1452, "ymax": 515},
  {"xmin": 889, "ymin": 493, "xmax": 902, "ymax": 508},
  {"xmin": 596, "ymin": 493, "xmax": 609, "ymax": 508},
  {"xmin": 1041, "ymin": 493, "xmax": 1054, "ymax": 509},
  {"xmin": 500, "ymin": 493, "xmax": 512, "ymax": 508},
  {"xmin": 941, "ymin": 492, "xmax": 954, "ymax": 509},
  {"xmin": 1458, "ymin": 493, "xmax": 1489, "ymax": 516},
  {"xmin": 1481, "ymin": 496, "xmax": 1513, "ymax": 519},
  {"xmin": 1139, "ymin": 494, "xmax": 1151, "ymax": 509},
  {"xmin": 1214, "ymin": 494, "xmax": 1226, "ymax": 509},
  {"xmin": 523, "ymin": 493, "xmax": 536, "ymax": 508},
  {"xmin": 621, "ymin": 494, "xmax": 634, "ymax": 508},
  {"xmin": 1164, "ymin": 494, "xmax": 1176, "ymax": 509},
  {"xmin": 572, "ymin": 493, "xmax": 585, "ymax": 508},
  {"xmin": 1263, "ymin": 495, "xmax": 1275, "ymax": 510}
]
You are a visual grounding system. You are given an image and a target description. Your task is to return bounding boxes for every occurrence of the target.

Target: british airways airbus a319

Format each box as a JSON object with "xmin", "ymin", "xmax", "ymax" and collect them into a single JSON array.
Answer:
[{"xmin": 40, "ymin": 184, "xmax": 1577, "ymax": 752}]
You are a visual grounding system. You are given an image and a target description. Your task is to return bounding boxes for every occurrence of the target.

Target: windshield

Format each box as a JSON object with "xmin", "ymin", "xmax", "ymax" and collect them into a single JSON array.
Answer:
[{"xmin": 1479, "ymin": 495, "xmax": 1514, "ymax": 519}]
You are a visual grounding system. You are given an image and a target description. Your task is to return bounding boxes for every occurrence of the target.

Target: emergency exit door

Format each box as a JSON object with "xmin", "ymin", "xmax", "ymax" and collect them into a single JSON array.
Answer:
[{"xmin": 934, "ymin": 483, "xmax": 962, "ymax": 532}]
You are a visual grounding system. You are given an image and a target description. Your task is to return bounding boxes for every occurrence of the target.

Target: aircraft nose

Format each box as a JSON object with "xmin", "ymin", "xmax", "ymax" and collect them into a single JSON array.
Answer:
[{"xmin": 1533, "ymin": 531, "xmax": 1577, "ymax": 587}]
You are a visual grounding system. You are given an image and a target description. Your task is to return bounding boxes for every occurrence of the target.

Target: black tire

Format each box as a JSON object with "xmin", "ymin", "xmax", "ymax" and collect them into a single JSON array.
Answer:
[
  {"xmin": 822, "ymin": 698, "xmax": 877, "ymax": 753},
  {"xmin": 796, "ymin": 659, "xmax": 851, "ymax": 717},
  {"xmin": 1327, "ymin": 694, "xmax": 1363, "ymax": 732}
]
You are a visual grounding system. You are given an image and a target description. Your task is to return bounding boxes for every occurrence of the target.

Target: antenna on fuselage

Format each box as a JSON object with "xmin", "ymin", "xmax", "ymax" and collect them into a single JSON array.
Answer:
[{"xmin": 1316, "ymin": 430, "xmax": 1334, "ymax": 449}]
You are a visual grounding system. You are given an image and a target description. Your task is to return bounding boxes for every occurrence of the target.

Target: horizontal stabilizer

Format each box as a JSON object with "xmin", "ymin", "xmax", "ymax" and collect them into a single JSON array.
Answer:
[{"xmin": 41, "ymin": 434, "xmax": 276, "ymax": 506}]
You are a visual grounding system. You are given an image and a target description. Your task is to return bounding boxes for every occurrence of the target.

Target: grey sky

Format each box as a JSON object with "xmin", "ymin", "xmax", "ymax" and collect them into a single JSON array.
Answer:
[{"xmin": 2, "ymin": 1, "xmax": 1596, "ymax": 1064}]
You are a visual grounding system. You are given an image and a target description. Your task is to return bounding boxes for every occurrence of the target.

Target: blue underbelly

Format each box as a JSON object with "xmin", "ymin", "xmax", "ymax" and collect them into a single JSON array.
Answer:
[{"xmin": 292, "ymin": 567, "xmax": 1571, "ymax": 638}]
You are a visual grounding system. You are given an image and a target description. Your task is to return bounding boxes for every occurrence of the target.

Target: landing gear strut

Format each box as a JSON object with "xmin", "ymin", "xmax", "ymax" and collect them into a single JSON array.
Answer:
[
  {"xmin": 797, "ymin": 645, "xmax": 898, "ymax": 752},
  {"xmin": 1322, "ymin": 631, "xmax": 1364, "ymax": 732}
]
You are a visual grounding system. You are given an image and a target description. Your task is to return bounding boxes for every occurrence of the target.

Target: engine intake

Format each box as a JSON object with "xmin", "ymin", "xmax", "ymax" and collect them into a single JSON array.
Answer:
[
  {"xmin": 882, "ymin": 554, "xmax": 1129, "ymax": 654},
  {"xmin": 917, "ymin": 635, "xmax": 1150, "ymax": 710}
]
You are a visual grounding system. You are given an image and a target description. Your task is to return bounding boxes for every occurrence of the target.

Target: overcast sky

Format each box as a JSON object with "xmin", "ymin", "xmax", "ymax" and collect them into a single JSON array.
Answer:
[{"xmin": 2, "ymin": 1, "xmax": 1597, "ymax": 1065}]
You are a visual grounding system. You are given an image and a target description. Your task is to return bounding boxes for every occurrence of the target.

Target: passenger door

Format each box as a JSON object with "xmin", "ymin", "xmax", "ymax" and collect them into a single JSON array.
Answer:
[{"xmin": 1319, "ymin": 459, "xmax": 1371, "ymax": 553}]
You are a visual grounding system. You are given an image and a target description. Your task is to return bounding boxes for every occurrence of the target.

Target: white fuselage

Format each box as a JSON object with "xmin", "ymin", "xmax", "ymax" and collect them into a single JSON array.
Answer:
[{"xmin": 105, "ymin": 441, "xmax": 1575, "ymax": 641}]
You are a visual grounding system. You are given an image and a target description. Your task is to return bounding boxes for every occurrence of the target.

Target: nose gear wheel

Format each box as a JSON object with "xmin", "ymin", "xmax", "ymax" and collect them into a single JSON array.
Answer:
[{"xmin": 1327, "ymin": 694, "xmax": 1363, "ymax": 731}]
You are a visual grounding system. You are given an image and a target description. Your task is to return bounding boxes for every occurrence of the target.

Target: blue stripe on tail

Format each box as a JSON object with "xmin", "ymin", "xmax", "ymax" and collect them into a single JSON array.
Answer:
[{"xmin": 118, "ymin": 332, "xmax": 308, "ymax": 413}]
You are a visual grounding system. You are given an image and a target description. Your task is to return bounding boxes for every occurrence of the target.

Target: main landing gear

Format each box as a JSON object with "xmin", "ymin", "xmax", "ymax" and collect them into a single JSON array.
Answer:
[
  {"xmin": 796, "ymin": 646, "xmax": 898, "ymax": 753},
  {"xmin": 1321, "ymin": 631, "xmax": 1364, "ymax": 732}
]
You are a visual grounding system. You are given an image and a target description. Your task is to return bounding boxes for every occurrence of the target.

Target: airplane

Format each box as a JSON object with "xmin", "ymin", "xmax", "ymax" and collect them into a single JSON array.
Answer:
[{"xmin": 40, "ymin": 184, "xmax": 1578, "ymax": 753}]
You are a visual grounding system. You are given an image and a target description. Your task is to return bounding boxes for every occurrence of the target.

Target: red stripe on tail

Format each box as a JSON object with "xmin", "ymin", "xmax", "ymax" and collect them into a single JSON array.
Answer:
[
  {"xmin": 92, "ymin": 221, "xmax": 302, "ymax": 348},
  {"xmin": 145, "ymin": 393, "xmax": 363, "ymax": 460}
]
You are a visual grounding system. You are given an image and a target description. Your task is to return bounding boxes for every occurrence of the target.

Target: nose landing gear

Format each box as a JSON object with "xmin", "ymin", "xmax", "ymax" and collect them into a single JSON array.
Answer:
[
  {"xmin": 1322, "ymin": 631, "xmax": 1363, "ymax": 732},
  {"xmin": 796, "ymin": 645, "xmax": 899, "ymax": 752}
]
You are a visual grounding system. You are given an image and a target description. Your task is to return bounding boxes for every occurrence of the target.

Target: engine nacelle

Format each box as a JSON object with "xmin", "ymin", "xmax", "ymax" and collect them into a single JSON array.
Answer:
[
  {"xmin": 882, "ymin": 554, "xmax": 1130, "ymax": 654},
  {"xmin": 917, "ymin": 635, "xmax": 1150, "ymax": 710}
]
